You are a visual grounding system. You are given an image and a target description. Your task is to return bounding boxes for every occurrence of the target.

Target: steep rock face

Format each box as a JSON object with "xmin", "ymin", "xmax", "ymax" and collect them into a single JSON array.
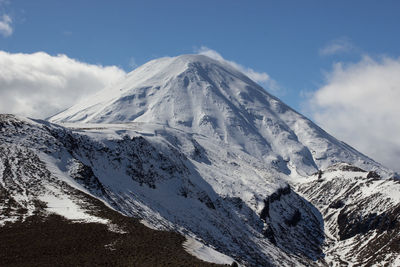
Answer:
[
  {"xmin": 297, "ymin": 163, "xmax": 400, "ymax": 266},
  {"xmin": 49, "ymin": 55, "xmax": 391, "ymax": 177},
  {"xmin": 260, "ymin": 185, "xmax": 325, "ymax": 261}
]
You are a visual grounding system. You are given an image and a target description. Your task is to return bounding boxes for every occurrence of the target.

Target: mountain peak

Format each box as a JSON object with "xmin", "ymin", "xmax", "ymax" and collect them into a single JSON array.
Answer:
[
  {"xmin": 132, "ymin": 54, "xmax": 223, "ymax": 73},
  {"xmin": 49, "ymin": 53, "xmax": 260, "ymax": 125},
  {"xmin": 173, "ymin": 53, "xmax": 217, "ymax": 62},
  {"xmin": 49, "ymin": 54, "xmax": 389, "ymax": 177},
  {"xmin": 148, "ymin": 54, "xmax": 225, "ymax": 67}
]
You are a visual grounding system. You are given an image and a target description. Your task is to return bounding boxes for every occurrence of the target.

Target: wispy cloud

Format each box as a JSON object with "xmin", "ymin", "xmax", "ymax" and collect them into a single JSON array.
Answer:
[
  {"xmin": 0, "ymin": 14, "xmax": 12, "ymax": 37},
  {"xmin": 128, "ymin": 57, "xmax": 137, "ymax": 69},
  {"xmin": 195, "ymin": 46, "xmax": 280, "ymax": 92},
  {"xmin": 304, "ymin": 55, "xmax": 400, "ymax": 172},
  {"xmin": 319, "ymin": 38, "xmax": 355, "ymax": 56},
  {"xmin": 0, "ymin": 51, "xmax": 126, "ymax": 118}
]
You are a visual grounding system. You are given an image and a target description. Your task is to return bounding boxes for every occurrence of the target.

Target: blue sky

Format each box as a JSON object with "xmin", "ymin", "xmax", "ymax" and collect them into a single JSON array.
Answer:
[
  {"xmin": 1, "ymin": 0, "xmax": 399, "ymax": 109},
  {"xmin": 1, "ymin": 0, "xmax": 400, "ymax": 171}
]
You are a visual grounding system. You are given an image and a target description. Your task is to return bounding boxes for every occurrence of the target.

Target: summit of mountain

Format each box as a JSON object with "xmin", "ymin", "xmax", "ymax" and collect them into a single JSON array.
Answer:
[{"xmin": 49, "ymin": 54, "xmax": 391, "ymax": 177}]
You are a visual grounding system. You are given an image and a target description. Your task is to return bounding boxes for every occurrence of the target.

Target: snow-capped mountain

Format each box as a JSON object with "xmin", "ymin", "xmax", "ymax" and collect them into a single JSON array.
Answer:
[
  {"xmin": 50, "ymin": 55, "xmax": 391, "ymax": 178},
  {"xmin": 2, "ymin": 54, "xmax": 400, "ymax": 266}
]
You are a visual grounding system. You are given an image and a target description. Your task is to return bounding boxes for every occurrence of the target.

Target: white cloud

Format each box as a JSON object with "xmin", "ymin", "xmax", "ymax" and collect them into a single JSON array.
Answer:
[
  {"xmin": 306, "ymin": 56, "xmax": 400, "ymax": 172},
  {"xmin": 0, "ymin": 51, "xmax": 126, "ymax": 119},
  {"xmin": 195, "ymin": 46, "xmax": 280, "ymax": 91},
  {"xmin": 320, "ymin": 38, "xmax": 355, "ymax": 56},
  {"xmin": 0, "ymin": 14, "xmax": 12, "ymax": 37}
]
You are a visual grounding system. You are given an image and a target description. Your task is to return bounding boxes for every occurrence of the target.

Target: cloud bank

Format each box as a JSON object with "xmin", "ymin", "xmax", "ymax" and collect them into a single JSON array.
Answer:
[
  {"xmin": 307, "ymin": 56, "xmax": 400, "ymax": 172},
  {"xmin": 196, "ymin": 46, "xmax": 279, "ymax": 91},
  {"xmin": 0, "ymin": 51, "xmax": 126, "ymax": 119}
]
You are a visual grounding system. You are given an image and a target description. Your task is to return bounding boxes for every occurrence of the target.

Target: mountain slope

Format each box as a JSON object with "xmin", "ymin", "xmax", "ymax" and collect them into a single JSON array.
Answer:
[
  {"xmin": 2, "ymin": 114, "xmax": 327, "ymax": 266},
  {"xmin": 0, "ymin": 114, "xmax": 231, "ymax": 266},
  {"xmin": 49, "ymin": 55, "xmax": 393, "ymax": 178},
  {"xmin": 297, "ymin": 163, "xmax": 400, "ymax": 266},
  {"xmin": 3, "ymin": 54, "xmax": 400, "ymax": 266}
]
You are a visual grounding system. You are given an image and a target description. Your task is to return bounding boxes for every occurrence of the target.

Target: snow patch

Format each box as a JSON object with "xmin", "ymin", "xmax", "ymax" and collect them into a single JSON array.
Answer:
[
  {"xmin": 39, "ymin": 189, "xmax": 108, "ymax": 224},
  {"xmin": 183, "ymin": 237, "xmax": 237, "ymax": 265}
]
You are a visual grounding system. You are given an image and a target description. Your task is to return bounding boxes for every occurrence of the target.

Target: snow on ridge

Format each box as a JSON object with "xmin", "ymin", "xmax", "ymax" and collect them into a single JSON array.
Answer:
[
  {"xmin": 183, "ymin": 237, "xmax": 237, "ymax": 266},
  {"xmin": 39, "ymin": 189, "xmax": 108, "ymax": 224}
]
